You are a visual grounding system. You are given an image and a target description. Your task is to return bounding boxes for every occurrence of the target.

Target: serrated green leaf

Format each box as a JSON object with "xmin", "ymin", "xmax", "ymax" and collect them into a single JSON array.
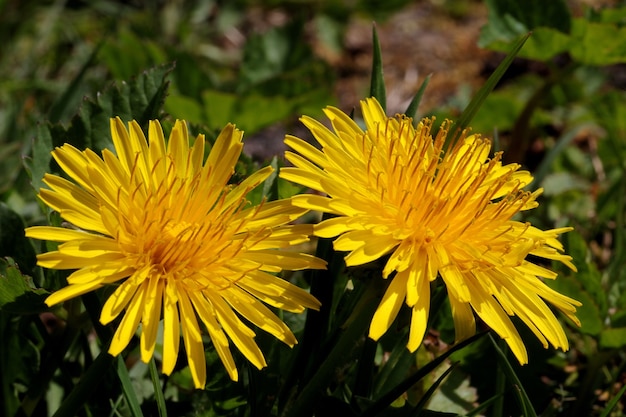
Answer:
[
  {"xmin": 27, "ymin": 64, "xmax": 174, "ymax": 194},
  {"xmin": 599, "ymin": 327, "xmax": 626, "ymax": 349},
  {"xmin": 0, "ymin": 258, "xmax": 48, "ymax": 314}
]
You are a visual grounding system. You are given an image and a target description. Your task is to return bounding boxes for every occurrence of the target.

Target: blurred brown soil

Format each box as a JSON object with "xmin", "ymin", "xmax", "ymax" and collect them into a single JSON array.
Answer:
[{"xmin": 334, "ymin": 1, "xmax": 490, "ymax": 116}]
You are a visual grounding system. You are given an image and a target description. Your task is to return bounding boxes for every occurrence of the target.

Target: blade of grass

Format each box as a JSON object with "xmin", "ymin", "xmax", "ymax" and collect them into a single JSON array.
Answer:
[
  {"xmin": 52, "ymin": 350, "xmax": 115, "ymax": 417},
  {"xmin": 282, "ymin": 280, "xmax": 381, "ymax": 417},
  {"xmin": 117, "ymin": 356, "xmax": 145, "ymax": 417},
  {"xmin": 487, "ymin": 333, "xmax": 537, "ymax": 417},
  {"xmin": 449, "ymin": 32, "xmax": 531, "ymax": 149},
  {"xmin": 490, "ymin": 338, "xmax": 507, "ymax": 417},
  {"xmin": 149, "ymin": 358, "xmax": 167, "ymax": 417},
  {"xmin": 414, "ymin": 362, "xmax": 458, "ymax": 416},
  {"xmin": 405, "ymin": 74, "xmax": 432, "ymax": 121},
  {"xmin": 466, "ymin": 395, "xmax": 503, "ymax": 417},
  {"xmin": 369, "ymin": 25, "xmax": 386, "ymax": 110},
  {"xmin": 598, "ymin": 383, "xmax": 626, "ymax": 417},
  {"xmin": 363, "ymin": 332, "xmax": 487, "ymax": 417}
]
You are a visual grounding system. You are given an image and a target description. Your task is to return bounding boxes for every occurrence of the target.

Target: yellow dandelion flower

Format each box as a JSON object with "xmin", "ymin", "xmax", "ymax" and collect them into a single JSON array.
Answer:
[
  {"xmin": 26, "ymin": 118, "xmax": 325, "ymax": 388},
  {"xmin": 280, "ymin": 97, "xmax": 581, "ymax": 364}
]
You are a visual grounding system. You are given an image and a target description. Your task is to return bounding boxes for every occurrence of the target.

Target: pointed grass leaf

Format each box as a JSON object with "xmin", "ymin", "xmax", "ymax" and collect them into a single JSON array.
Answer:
[
  {"xmin": 449, "ymin": 33, "xmax": 530, "ymax": 149},
  {"xmin": 370, "ymin": 25, "xmax": 386, "ymax": 111},
  {"xmin": 405, "ymin": 74, "xmax": 432, "ymax": 122},
  {"xmin": 598, "ymin": 383, "xmax": 626, "ymax": 417},
  {"xmin": 363, "ymin": 332, "xmax": 487, "ymax": 417},
  {"xmin": 488, "ymin": 334, "xmax": 537, "ymax": 417}
]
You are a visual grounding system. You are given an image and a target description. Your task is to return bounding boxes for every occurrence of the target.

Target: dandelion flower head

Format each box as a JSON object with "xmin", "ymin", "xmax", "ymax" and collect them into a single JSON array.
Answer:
[
  {"xmin": 26, "ymin": 118, "xmax": 325, "ymax": 388},
  {"xmin": 280, "ymin": 97, "xmax": 581, "ymax": 363}
]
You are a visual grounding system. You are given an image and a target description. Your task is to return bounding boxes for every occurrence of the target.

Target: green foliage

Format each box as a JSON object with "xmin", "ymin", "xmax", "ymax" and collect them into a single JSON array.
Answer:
[{"xmin": 2, "ymin": 0, "xmax": 626, "ymax": 416}]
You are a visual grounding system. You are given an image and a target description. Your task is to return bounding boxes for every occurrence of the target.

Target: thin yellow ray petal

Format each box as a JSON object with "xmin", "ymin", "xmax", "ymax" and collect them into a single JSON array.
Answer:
[
  {"xmin": 50, "ymin": 145, "xmax": 94, "ymax": 193},
  {"xmin": 221, "ymin": 166, "xmax": 273, "ymax": 214},
  {"xmin": 37, "ymin": 251, "xmax": 125, "ymax": 270},
  {"xmin": 25, "ymin": 226, "xmax": 94, "ymax": 242},
  {"xmin": 369, "ymin": 271, "xmax": 408, "ymax": 341},
  {"xmin": 407, "ymin": 276, "xmax": 430, "ymax": 352},
  {"xmin": 237, "ymin": 271, "xmax": 321, "ymax": 311},
  {"xmin": 284, "ymin": 135, "xmax": 327, "ymax": 168},
  {"xmin": 108, "ymin": 280, "xmax": 148, "ymax": 356},
  {"xmin": 45, "ymin": 282, "xmax": 104, "ymax": 307},
  {"xmin": 42, "ymin": 174, "xmax": 100, "ymax": 213},
  {"xmin": 178, "ymin": 289, "xmax": 206, "ymax": 388},
  {"xmin": 245, "ymin": 250, "xmax": 325, "ymax": 271},
  {"xmin": 162, "ymin": 282, "xmax": 181, "ymax": 376},
  {"xmin": 148, "ymin": 119, "xmax": 167, "ymax": 181},
  {"xmin": 206, "ymin": 124, "xmax": 243, "ymax": 187},
  {"xmin": 140, "ymin": 279, "xmax": 164, "ymax": 363},
  {"xmin": 127, "ymin": 120, "xmax": 151, "ymax": 182},
  {"xmin": 209, "ymin": 293, "xmax": 267, "ymax": 370},
  {"xmin": 344, "ymin": 235, "xmax": 398, "ymax": 267},
  {"xmin": 188, "ymin": 291, "xmax": 239, "ymax": 381},
  {"xmin": 100, "ymin": 271, "xmax": 145, "ymax": 324},
  {"xmin": 110, "ymin": 117, "xmax": 135, "ymax": 175},
  {"xmin": 167, "ymin": 120, "xmax": 190, "ymax": 178},
  {"xmin": 448, "ymin": 295, "xmax": 476, "ymax": 342},
  {"xmin": 279, "ymin": 166, "xmax": 323, "ymax": 192}
]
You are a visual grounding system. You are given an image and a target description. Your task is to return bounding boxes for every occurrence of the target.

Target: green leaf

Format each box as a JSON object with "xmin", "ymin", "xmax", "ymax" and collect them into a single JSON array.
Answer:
[
  {"xmin": 370, "ymin": 25, "xmax": 386, "ymax": 110},
  {"xmin": 479, "ymin": 0, "xmax": 571, "ymax": 47},
  {"xmin": 551, "ymin": 278, "xmax": 603, "ymax": 335},
  {"xmin": 570, "ymin": 19, "xmax": 626, "ymax": 66},
  {"xmin": 405, "ymin": 74, "xmax": 431, "ymax": 121},
  {"xmin": 26, "ymin": 63, "xmax": 174, "ymax": 193},
  {"xmin": 599, "ymin": 383, "xmax": 626, "ymax": 417},
  {"xmin": 0, "ymin": 203, "xmax": 37, "ymax": 275},
  {"xmin": 201, "ymin": 90, "xmax": 238, "ymax": 130},
  {"xmin": 599, "ymin": 327, "xmax": 626, "ymax": 349},
  {"xmin": 0, "ymin": 258, "xmax": 48, "ymax": 314},
  {"xmin": 488, "ymin": 334, "xmax": 537, "ymax": 417},
  {"xmin": 164, "ymin": 94, "xmax": 205, "ymax": 125},
  {"xmin": 363, "ymin": 333, "xmax": 486, "ymax": 417}
]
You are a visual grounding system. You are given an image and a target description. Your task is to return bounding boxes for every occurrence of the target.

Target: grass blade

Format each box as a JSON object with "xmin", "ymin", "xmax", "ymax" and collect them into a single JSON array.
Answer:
[
  {"xmin": 369, "ymin": 25, "xmax": 386, "ymax": 110},
  {"xmin": 449, "ymin": 32, "xmax": 531, "ymax": 149},
  {"xmin": 405, "ymin": 74, "xmax": 432, "ymax": 121},
  {"xmin": 488, "ymin": 333, "xmax": 537, "ymax": 417},
  {"xmin": 117, "ymin": 356, "xmax": 145, "ymax": 417},
  {"xmin": 149, "ymin": 358, "xmax": 167, "ymax": 417}
]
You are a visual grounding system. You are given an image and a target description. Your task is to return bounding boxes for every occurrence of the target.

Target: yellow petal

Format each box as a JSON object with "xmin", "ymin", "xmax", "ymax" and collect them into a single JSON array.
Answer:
[{"xmin": 369, "ymin": 271, "xmax": 408, "ymax": 341}]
